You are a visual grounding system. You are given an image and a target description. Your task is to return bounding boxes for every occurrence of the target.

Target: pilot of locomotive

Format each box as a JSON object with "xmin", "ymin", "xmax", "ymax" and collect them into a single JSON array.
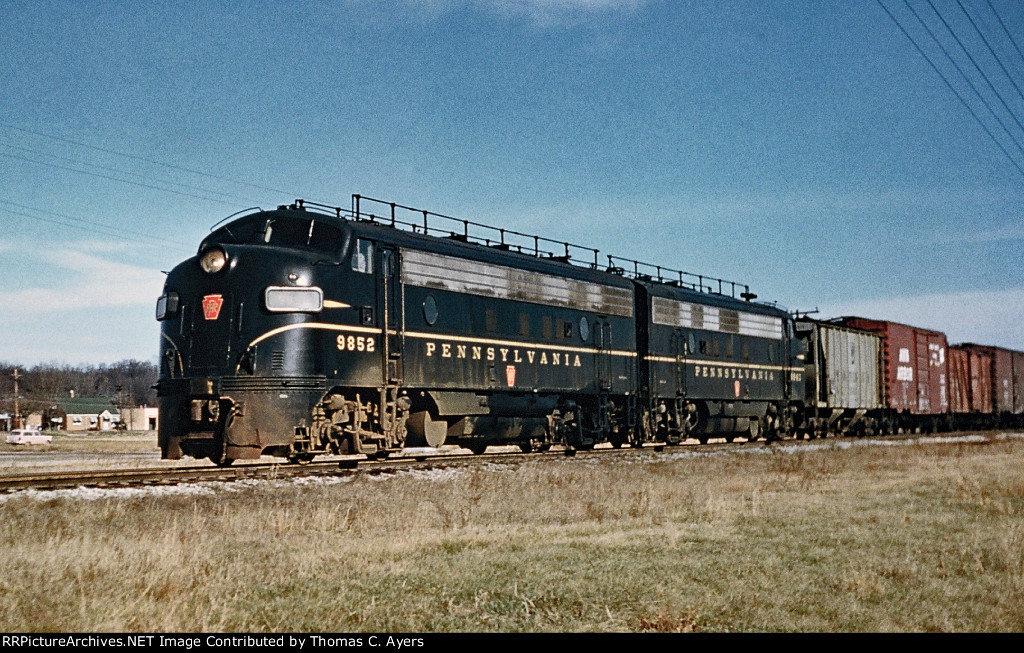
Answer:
[{"xmin": 156, "ymin": 205, "xmax": 385, "ymax": 465}]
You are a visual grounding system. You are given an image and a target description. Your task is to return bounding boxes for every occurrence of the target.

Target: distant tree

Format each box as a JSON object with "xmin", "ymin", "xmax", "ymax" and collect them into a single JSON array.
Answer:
[
  {"xmin": 0, "ymin": 360, "xmax": 158, "ymax": 413},
  {"xmin": 108, "ymin": 359, "xmax": 158, "ymax": 406}
]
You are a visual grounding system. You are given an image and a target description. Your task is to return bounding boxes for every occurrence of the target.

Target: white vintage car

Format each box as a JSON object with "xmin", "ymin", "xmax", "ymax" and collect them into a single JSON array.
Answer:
[{"xmin": 5, "ymin": 429, "xmax": 52, "ymax": 445}]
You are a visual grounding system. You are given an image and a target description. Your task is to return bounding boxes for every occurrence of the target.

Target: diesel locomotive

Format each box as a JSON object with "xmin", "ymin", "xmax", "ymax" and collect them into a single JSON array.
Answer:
[
  {"xmin": 156, "ymin": 196, "xmax": 804, "ymax": 464},
  {"xmin": 156, "ymin": 195, "xmax": 1023, "ymax": 465}
]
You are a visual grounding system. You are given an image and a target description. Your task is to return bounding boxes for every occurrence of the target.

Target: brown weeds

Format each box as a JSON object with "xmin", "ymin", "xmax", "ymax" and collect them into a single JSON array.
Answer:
[{"xmin": 0, "ymin": 437, "xmax": 1022, "ymax": 631}]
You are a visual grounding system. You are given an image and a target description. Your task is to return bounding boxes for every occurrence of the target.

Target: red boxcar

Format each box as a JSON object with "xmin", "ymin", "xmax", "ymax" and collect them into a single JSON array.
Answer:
[
  {"xmin": 838, "ymin": 317, "xmax": 948, "ymax": 415},
  {"xmin": 959, "ymin": 344, "xmax": 1015, "ymax": 415},
  {"xmin": 1013, "ymin": 350, "xmax": 1024, "ymax": 415},
  {"xmin": 971, "ymin": 349, "xmax": 994, "ymax": 414},
  {"xmin": 948, "ymin": 347, "xmax": 969, "ymax": 414},
  {"xmin": 948, "ymin": 345, "xmax": 992, "ymax": 414}
]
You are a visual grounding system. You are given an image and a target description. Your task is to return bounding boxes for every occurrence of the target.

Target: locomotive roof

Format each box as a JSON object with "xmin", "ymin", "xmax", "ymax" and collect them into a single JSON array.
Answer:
[
  {"xmin": 638, "ymin": 276, "xmax": 786, "ymax": 317},
  {"xmin": 203, "ymin": 196, "xmax": 779, "ymax": 314},
  {"xmin": 347, "ymin": 212, "xmax": 637, "ymax": 288},
  {"xmin": 205, "ymin": 205, "xmax": 633, "ymax": 289}
]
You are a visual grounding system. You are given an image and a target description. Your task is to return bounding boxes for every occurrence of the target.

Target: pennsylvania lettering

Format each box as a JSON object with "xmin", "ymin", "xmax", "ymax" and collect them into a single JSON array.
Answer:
[{"xmin": 424, "ymin": 341, "xmax": 583, "ymax": 367}]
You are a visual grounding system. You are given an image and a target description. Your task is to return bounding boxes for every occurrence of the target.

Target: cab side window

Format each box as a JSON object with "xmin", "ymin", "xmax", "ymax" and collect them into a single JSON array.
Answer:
[{"xmin": 351, "ymin": 239, "xmax": 374, "ymax": 274}]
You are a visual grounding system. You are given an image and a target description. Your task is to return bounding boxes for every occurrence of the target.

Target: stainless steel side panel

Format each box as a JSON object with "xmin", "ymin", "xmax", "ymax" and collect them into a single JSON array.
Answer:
[{"xmin": 820, "ymin": 324, "xmax": 883, "ymax": 410}]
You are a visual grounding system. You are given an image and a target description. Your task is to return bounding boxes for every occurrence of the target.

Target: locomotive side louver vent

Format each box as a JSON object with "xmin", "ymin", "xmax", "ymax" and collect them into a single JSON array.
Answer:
[{"xmin": 272, "ymin": 351, "xmax": 285, "ymax": 371}]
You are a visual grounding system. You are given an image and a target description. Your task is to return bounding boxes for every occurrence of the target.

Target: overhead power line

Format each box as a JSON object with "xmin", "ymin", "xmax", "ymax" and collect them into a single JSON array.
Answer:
[
  {"xmin": 923, "ymin": 0, "xmax": 1024, "ymax": 146},
  {"xmin": 876, "ymin": 0, "xmax": 1024, "ymax": 181},
  {"xmin": 0, "ymin": 150, "xmax": 239, "ymax": 205},
  {"xmin": 0, "ymin": 140, "xmax": 248, "ymax": 204},
  {"xmin": 911, "ymin": 0, "xmax": 1024, "ymax": 161},
  {"xmin": 0, "ymin": 123, "xmax": 294, "ymax": 197},
  {"xmin": 0, "ymin": 123, "xmax": 300, "ymax": 252},
  {"xmin": 957, "ymin": 0, "xmax": 1024, "ymax": 112},
  {"xmin": 1, "ymin": 200, "xmax": 194, "ymax": 253},
  {"xmin": 984, "ymin": 0, "xmax": 1024, "ymax": 73}
]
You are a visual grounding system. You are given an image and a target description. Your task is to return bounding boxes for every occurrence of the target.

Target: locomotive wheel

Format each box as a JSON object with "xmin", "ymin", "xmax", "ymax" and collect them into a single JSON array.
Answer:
[
  {"xmin": 212, "ymin": 456, "xmax": 234, "ymax": 468},
  {"xmin": 519, "ymin": 441, "xmax": 534, "ymax": 453},
  {"xmin": 288, "ymin": 454, "xmax": 315, "ymax": 465},
  {"xmin": 469, "ymin": 444, "xmax": 487, "ymax": 455}
]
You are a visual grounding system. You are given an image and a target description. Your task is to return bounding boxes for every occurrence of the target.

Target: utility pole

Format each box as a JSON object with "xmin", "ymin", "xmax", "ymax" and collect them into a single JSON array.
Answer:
[
  {"xmin": 115, "ymin": 384, "xmax": 123, "ymax": 432},
  {"xmin": 12, "ymin": 368, "xmax": 22, "ymax": 430}
]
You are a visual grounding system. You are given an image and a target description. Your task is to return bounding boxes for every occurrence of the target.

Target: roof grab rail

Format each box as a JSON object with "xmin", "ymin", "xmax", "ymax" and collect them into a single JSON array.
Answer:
[{"xmin": 295, "ymin": 195, "xmax": 760, "ymax": 302}]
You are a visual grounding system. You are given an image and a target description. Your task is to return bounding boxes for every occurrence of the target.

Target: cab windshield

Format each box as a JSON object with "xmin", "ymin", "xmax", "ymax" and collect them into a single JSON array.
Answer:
[{"xmin": 202, "ymin": 215, "xmax": 344, "ymax": 253}]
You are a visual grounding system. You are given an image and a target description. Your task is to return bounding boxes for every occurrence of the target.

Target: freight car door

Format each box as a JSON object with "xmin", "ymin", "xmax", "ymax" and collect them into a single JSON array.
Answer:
[{"xmin": 377, "ymin": 247, "xmax": 403, "ymax": 384}]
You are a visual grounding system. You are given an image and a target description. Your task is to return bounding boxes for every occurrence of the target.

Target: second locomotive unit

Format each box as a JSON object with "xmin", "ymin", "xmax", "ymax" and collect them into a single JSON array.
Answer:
[{"xmin": 156, "ymin": 196, "xmax": 801, "ymax": 464}]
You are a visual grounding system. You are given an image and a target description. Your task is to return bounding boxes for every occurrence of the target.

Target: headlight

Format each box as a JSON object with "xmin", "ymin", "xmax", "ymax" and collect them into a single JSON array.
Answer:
[
  {"xmin": 264, "ymin": 286, "xmax": 323, "ymax": 313},
  {"xmin": 200, "ymin": 247, "xmax": 228, "ymax": 274},
  {"xmin": 155, "ymin": 292, "xmax": 180, "ymax": 320}
]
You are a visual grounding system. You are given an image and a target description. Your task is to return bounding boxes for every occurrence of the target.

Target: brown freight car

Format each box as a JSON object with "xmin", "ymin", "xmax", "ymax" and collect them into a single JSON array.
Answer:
[
  {"xmin": 1014, "ymin": 350, "xmax": 1024, "ymax": 417},
  {"xmin": 948, "ymin": 347, "xmax": 969, "ymax": 414},
  {"xmin": 958, "ymin": 344, "xmax": 1022, "ymax": 423},
  {"xmin": 948, "ymin": 345, "xmax": 993, "ymax": 428},
  {"xmin": 837, "ymin": 317, "xmax": 948, "ymax": 425}
]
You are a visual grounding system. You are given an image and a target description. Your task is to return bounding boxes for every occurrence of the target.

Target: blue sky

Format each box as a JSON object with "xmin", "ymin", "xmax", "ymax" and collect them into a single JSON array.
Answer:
[{"xmin": 2, "ymin": 0, "xmax": 1024, "ymax": 364}]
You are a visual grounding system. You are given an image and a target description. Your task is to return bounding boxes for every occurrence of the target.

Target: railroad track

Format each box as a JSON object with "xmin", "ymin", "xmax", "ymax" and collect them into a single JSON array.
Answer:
[
  {"xmin": 0, "ymin": 431, "xmax": 1010, "ymax": 495},
  {"xmin": 0, "ymin": 438, "xmax": 698, "ymax": 494},
  {"xmin": 0, "ymin": 445, "xmax": 594, "ymax": 494}
]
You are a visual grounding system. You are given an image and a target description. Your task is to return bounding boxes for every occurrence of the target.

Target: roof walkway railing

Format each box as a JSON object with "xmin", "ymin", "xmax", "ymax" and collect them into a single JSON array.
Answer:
[{"xmin": 285, "ymin": 195, "xmax": 758, "ymax": 302}]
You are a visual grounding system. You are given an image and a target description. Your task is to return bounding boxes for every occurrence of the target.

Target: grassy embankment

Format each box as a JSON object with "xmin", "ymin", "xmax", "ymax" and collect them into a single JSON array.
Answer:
[{"xmin": 0, "ymin": 435, "xmax": 1021, "ymax": 632}]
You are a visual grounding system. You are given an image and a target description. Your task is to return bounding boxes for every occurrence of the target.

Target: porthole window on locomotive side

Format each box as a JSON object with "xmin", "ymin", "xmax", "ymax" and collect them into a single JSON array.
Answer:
[
  {"xmin": 423, "ymin": 295, "xmax": 438, "ymax": 326},
  {"xmin": 351, "ymin": 239, "xmax": 374, "ymax": 274},
  {"xmin": 579, "ymin": 316, "xmax": 590, "ymax": 342},
  {"xmin": 688, "ymin": 333, "xmax": 696, "ymax": 355}
]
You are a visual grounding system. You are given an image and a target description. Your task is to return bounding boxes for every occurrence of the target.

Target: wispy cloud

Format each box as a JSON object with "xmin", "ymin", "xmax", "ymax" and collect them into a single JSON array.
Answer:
[
  {"xmin": 670, "ymin": 186, "xmax": 1018, "ymax": 222},
  {"xmin": 820, "ymin": 286, "xmax": 1024, "ymax": 350},
  {"xmin": 927, "ymin": 223, "xmax": 1024, "ymax": 246},
  {"xmin": 493, "ymin": 0, "xmax": 647, "ymax": 28},
  {"xmin": 0, "ymin": 248, "xmax": 163, "ymax": 316},
  {"xmin": 400, "ymin": 0, "xmax": 648, "ymax": 27}
]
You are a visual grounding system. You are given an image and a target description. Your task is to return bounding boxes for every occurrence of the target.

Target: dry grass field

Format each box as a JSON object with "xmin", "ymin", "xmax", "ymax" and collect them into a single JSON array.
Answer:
[
  {"xmin": 0, "ymin": 431, "xmax": 158, "ymax": 455},
  {"xmin": 0, "ymin": 434, "xmax": 1021, "ymax": 632}
]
